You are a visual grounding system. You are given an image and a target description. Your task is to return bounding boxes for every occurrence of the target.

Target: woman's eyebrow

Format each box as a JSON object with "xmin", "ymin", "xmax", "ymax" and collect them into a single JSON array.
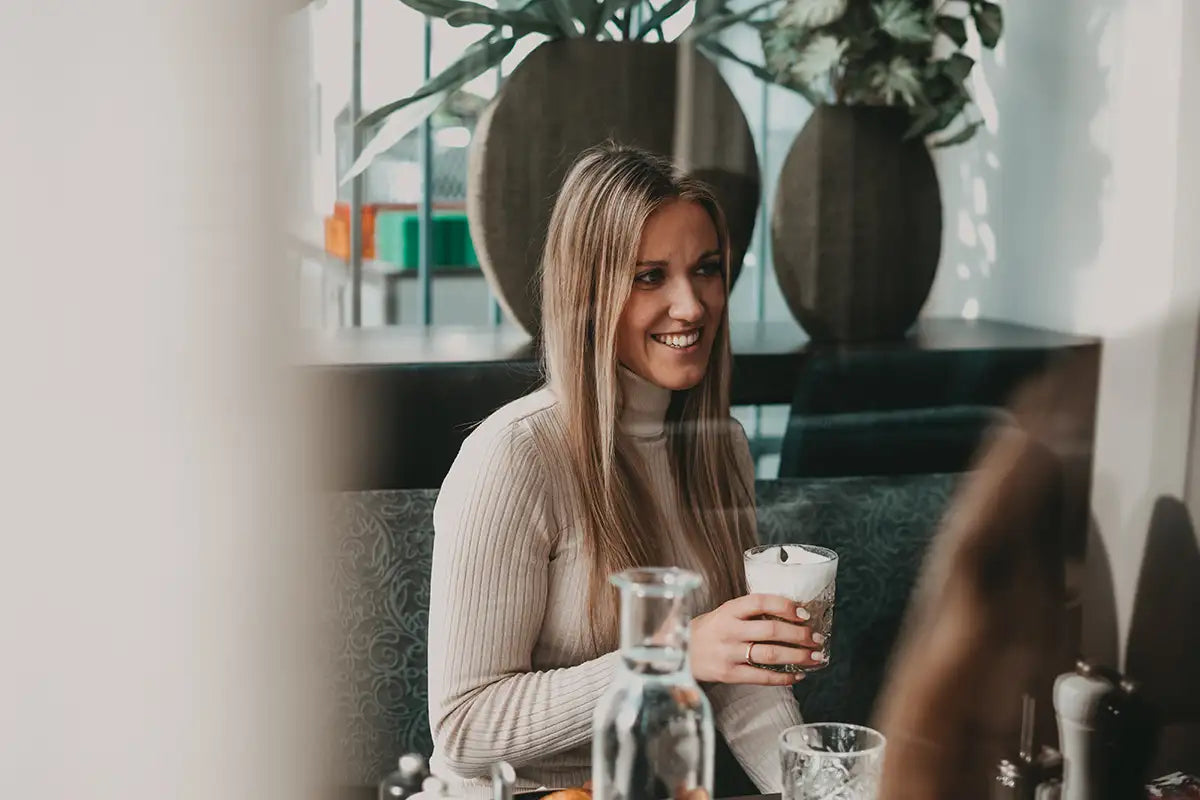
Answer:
[{"xmin": 635, "ymin": 250, "xmax": 721, "ymax": 267}]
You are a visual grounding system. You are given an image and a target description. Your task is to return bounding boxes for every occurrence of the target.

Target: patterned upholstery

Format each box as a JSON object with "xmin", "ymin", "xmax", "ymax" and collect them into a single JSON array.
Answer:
[
  {"xmin": 328, "ymin": 474, "xmax": 958, "ymax": 786},
  {"xmin": 329, "ymin": 489, "xmax": 438, "ymax": 785}
]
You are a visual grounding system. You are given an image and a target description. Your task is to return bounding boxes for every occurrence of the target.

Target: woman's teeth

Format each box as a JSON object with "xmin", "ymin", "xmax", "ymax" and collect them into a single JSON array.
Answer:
[{"xmin": 651, "ymin": 329, "xmax": 701, "ymax": 349}]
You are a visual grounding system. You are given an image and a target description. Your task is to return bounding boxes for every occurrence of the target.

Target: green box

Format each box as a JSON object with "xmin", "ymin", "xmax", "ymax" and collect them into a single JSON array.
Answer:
[{"xmin": 375, "ymin": 211, "xmax": 479, "ymax": 271}]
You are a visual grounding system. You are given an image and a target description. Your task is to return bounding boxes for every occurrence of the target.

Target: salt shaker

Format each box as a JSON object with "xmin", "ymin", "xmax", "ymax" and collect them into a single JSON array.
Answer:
[
  {"xmin": 491, "ymin": 761, "xmax": 516, "ymax": 800},
  {"xmin": 379, "ymin": 753, "xmax": 431, "ymax": 800},
  {"xmin": 1033, "ymin": 748, "xmax": 1063, "ymax": 800}
]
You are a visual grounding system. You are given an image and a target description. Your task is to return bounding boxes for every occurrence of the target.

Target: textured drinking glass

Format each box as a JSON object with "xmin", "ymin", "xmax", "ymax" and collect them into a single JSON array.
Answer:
[
  {"xmin": 780, "ymin": 723, "xmax": 885, "ymax": 800},
  {"xmin": 592, "ymin": 568, "xmax": 714, "ymax": 800},
  {"xmin": 744, "ymin": 545, "xmax": 838, "ymax": 672}
]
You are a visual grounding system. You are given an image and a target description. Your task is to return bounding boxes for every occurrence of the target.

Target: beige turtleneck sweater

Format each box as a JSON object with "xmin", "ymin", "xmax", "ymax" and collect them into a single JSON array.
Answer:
[{"xmin": 427, "ymin": 368, "xmax": 802, "ymax": 797}]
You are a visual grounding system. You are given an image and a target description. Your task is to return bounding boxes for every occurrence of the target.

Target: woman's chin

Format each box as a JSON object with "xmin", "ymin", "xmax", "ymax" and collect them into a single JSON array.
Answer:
[{"xmin": 645, "ymin": 362, "xmax": 708, "ymax": 392}]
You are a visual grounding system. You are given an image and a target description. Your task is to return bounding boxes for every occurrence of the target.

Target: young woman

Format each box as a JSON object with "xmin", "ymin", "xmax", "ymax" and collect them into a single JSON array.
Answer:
[{"xmin": 427, "ymin": 144, "xmax": 821, "ymax": 797}]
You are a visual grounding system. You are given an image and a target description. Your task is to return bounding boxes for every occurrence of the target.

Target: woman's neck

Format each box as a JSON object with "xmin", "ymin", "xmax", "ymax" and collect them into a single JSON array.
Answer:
[{"xmin": 617, "ymin": 365, "xmax": 672, "ymax": 439}]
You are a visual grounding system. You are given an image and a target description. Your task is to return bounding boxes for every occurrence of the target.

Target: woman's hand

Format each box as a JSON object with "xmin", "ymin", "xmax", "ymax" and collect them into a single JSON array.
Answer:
[{"xmin": 689, "ymin": 593, "xmax": 825, "ymax": 685}]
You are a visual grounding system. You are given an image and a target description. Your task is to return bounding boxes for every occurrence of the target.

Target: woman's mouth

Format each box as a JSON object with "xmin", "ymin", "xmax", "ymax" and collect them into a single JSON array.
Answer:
[{"xmin": 650, "ymin": 328, "xmax": 702, "ymax": 350}]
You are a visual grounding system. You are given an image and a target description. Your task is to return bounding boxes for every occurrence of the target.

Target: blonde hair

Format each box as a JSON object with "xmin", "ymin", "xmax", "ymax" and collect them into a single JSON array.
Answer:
[{"xmin": 540, "ymin": 143, "xmax": 756, "ymax": 649}]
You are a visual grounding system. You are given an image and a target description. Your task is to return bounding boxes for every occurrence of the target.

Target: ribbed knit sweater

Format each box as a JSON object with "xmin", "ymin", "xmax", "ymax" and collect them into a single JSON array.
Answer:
[{"xmin": 427, "ymin": 367, "xmax": 802, "ymax": 797}]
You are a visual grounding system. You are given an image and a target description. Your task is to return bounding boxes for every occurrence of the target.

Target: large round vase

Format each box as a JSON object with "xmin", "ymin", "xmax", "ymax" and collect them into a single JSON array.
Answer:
[
  {"xmin": 467, "ymin": 40, "xmax": 760, "ymax": 336},
  {"xmin": 771, "ymin": 105, "xmax": 942, "ymax": 343}
]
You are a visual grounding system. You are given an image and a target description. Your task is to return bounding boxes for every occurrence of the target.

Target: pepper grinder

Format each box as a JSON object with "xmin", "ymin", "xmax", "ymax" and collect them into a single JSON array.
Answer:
[{"xmin": 1054, "ymin": 660, "xmax": 1157, "ymax": 800}]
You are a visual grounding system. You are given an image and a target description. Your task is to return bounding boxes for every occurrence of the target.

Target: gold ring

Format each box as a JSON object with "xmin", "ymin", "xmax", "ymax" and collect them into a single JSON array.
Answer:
[{"xmin": 745, "ymin": 642, "xmax": 756, "ymax": 665}]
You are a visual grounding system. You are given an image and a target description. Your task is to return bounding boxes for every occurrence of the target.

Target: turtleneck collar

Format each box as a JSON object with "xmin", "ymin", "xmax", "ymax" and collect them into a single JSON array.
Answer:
[{"xmin": 617, "ymin": 365, "xmax": 673, "ymax": 439}]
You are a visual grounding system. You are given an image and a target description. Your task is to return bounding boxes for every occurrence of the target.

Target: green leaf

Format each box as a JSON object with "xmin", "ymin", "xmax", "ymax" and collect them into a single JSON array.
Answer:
[
  {"xmin": 926, "ymin": 87, "xmax": 969, "ymax": 135},
  {"xmin": 696, "ymin": 39, "xmax": 775, "ymax": 83},
  {"xmin": 874, "ymin": 0, "xmax": 931, "ymax": 43},
  {"xmin": 591, "ymin": 0, "xmax": 639, "ymax": 36},
  {"xmin": 562, "ymin": 0, "xmax": 602, "ymax": 36},
  {"xmin": 940, "ymin": 51, "xmax": 974, "ymax": 82},
  {"xmin": 443, "ymin": 4, "xmax": 562, "ymax": 33},
  {"xmin": 867, "ymin": 55, "xmax": 922, "ymax": 105},
  {"xmin": 358, "ymin": 32, "xmax": 516, "ymax": 129},
  {"xmin": 790, "ymin": 33, "xmax": 847, "ymax": 85},
  {"xmin": 546, "ymin": 0, "xmax": 582, "ymax": 36},
  {"xmin": 637, "ymin": 0, "xmax": 690, "ymax": 38},
  {"xmin": 395, "ymin": 0, "xmax": 524, "ymax": 17},
  {"xmin": 760, "ymin": 21, "xmax": 805, "ymax": 75},
  {"xmin": 779, "ymin": 0, "xmax": 847, "ymax": 28},
  {"xmin": 932, "ymin": 118, "xmax": 984, "ymax": 147},
  {"xmin": 393, "ymin": 0, "xmax": 464, "ymax": 15},
  {"xmin": 934, "ymin": 13, "xmax": 967, "ymax": 46},
  {"xmin": 921, "ymin": 72, "xmax": 957, "ymax": 104},
  {"xmin": 903, "ymin": 103, "xmax": 940, "ymax": 139},
  {"xmin": 342, "ymin": 89, "xmax": 450, "ymax": 184},
  {"xmin": 973, "ymin": 1, "xmax": 1002, "ymax": 48},
  {"xmin": 394, "ymin": 0, "xmax": 566, "ymax": 32},
  {"xmin": 694, "ymin": 0, "xmax": 725, "ymax": 22},
  {"xmin": 684, "ymin": 0, "xmax": 783, "ymax": 39}
]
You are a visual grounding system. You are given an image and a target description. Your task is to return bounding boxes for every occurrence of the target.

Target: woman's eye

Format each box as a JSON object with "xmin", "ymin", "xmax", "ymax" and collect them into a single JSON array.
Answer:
[
  {"xmin": 696, "ymin": 260, "xmax": 723, "ymax": 277},
  {"xmin": 634, "ymin": 268, "xmax": 664, "ymax": 286}
]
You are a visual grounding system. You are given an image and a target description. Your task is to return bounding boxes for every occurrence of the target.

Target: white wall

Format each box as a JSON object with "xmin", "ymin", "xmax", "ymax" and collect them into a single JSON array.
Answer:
[
  {"xmin": 923, "ymin": 5, "xmax": 1200, "ymax": 762},
  {"xmin": 0, "ymin": 1, "xmax": 328, "ymax": 798},
  {"xmin": 927, "ymin": 0, "xmax": 1200, "ymax": 666}
]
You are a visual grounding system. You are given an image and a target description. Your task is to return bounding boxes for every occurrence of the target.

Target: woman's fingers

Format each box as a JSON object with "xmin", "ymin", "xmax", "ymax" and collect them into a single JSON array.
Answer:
[
  {"xmin": 744, "ymin": 618, "xmax": 824, "ymax": 649},
  {"xmin": 745, "ymin": 641, "xmax": 825, "ymax": 669},
  {"xmin": 726, "ymin": 592, "xmax": 810, "ymax": 622},
  {"xmin": 725, "ymin": 662, "xmax": 806, "ymax": 686}
]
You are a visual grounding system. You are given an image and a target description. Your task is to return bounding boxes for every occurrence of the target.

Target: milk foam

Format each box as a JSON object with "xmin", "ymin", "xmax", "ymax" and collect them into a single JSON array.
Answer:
[{"xmin": 744, "ymin": 545, "xmax": 837, "ymax": 601}]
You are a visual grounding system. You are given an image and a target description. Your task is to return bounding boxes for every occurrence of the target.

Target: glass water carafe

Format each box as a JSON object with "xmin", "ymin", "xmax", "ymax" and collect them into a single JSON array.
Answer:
[{"xmin": 592, "ymin": 568, "xmax": 714, "ymax": 800}]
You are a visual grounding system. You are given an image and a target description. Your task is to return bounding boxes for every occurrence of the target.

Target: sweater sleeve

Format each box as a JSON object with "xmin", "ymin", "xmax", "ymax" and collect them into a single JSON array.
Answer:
[
  {"xmin": 709, "ymin": 683, "xmax": 803, "ymax": 791},
  {"xmin": 427, "ymin": 419, "xmax": 619, "ymax": 779},
  {"xmin": 709, "ymin": 419, "xmax": 805, "ymax": 791}
]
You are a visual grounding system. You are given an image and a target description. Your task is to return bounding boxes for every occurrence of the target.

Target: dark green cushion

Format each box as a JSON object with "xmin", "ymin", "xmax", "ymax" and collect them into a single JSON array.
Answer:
[
  {"xmin": 779, "ymin": 405, "xmax": 1006, "ymax": 478},
  {"xmin": 328, "ymin": 474, "xmax": 958, "ymax": 785},
  {"xmin": 778, "ymin": 346, "xmax": 1044, "ymax": 479},
  {"xmin": 789, "ymin": 348, "xmax": 1052, "ymax": 415}
]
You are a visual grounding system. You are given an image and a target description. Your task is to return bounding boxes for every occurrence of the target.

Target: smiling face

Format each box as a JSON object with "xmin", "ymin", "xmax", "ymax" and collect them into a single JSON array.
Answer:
[{"xmin": 615, "ymin": 199, "xmax": 727, "ymax": 392}]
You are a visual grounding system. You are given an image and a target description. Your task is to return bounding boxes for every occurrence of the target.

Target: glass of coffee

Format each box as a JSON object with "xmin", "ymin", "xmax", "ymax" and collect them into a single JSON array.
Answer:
[{"xmin": 743, "ymin": 544, "xmax": 838, "ymax": 672}]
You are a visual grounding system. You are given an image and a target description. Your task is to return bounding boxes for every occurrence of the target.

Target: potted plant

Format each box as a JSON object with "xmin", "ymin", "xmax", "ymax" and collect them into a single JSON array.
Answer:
[
  {"xmin": 347, "ymin": 0, "xmax": 773, "ymax": 335},
  {"xmin": 749, "ymin": 0, "xmax": 1004, "ymax": 341}
]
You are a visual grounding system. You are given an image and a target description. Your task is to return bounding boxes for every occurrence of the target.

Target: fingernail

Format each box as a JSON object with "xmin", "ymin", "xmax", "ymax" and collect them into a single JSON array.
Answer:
[
  {"xmin": 795, "ymin": 607, "xmax": 810, "ymax": 621},
  {"xmin": 812, "ymin": 651, "xmax": 827, "ymax": 663},
  {"xmin": 812, "ymin": 633, "xmax": 825, "ymax": 645},
  {"xmin": 793, "ymin": 673, "xmax": 805, "ymax": 682}
]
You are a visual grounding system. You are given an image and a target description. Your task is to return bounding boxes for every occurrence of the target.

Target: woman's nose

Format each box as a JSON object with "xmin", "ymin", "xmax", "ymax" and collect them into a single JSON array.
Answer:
[{"xmin": 668, "ymin": 279, "xmax": 704, "ymax": 323}]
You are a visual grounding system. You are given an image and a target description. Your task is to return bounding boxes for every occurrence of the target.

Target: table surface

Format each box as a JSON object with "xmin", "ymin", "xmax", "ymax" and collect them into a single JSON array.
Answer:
[
  {"xmin": 300, "ymin": 318, "xmax": 1100, "ymax": 367},
  {"xmin": 334, "ymin": 791, "xmax": 776, "ymax": 800}
]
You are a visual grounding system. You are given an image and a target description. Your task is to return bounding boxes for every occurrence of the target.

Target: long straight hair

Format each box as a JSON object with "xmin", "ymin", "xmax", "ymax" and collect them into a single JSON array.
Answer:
[{"xmin": 540, "ymin": 143, "xmax": 756, "ymax": 649}]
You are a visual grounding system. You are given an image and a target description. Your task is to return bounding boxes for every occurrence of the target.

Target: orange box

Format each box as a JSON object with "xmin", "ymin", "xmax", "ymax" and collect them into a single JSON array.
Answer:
[
  {"xmin": 324, "ymin": 215, "xmax": 350, "ymax": 260},
  {"xmin": 325, "ymin": 202, "xmax": 403, "ymax": 260}
]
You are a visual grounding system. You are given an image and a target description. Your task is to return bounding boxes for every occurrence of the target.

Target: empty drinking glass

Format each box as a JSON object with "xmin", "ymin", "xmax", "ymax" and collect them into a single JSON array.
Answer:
[{"xmin": 780, "ymin": 723, "xmax": 886, "ymax": 800}]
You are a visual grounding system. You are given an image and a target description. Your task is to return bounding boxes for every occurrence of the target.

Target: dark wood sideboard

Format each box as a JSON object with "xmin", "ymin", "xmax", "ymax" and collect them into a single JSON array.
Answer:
[{"xmin": 301, "ymin": 318, "xmax": 1100, "ymax": 493}]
